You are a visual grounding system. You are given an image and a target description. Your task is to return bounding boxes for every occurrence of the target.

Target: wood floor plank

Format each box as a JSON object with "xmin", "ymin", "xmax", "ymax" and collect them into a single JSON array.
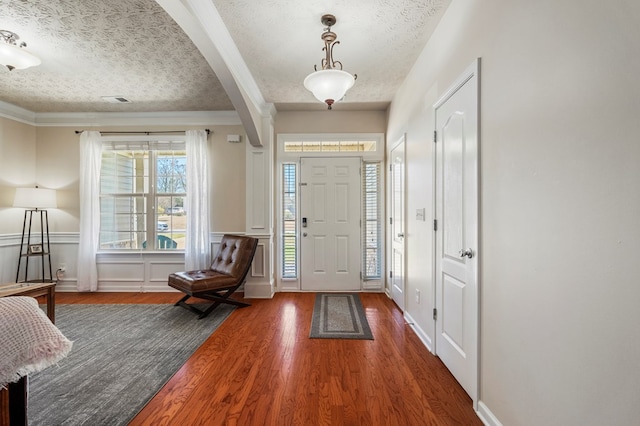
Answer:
[{"xmin": 55, "ymin": 291, "xmax": 481, "ymax": 425}]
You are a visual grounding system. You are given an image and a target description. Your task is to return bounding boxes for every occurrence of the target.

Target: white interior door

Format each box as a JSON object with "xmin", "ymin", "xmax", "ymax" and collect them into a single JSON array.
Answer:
[
  {"xmin": 390, "ymin": 139, "xmax": 405, "ymax": 310},
  {"xmin": 434, "ymin": 60, "xmax": 479, "ymax": 405},
  {"xmin": 300, "ymin": 157, "xmax": 361, "ymax": 291}
]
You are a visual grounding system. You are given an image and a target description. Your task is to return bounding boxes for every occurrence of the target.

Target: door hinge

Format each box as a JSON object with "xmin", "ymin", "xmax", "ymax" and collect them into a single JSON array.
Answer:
[
  {"xmin": 390, "ymin": 217, "xmax": 393, "ymax": 225},
  {"xmin": 433, "ymin": 219, "xmax": 438, "ymax": 231},
  {"xmin": 389, "ymin": 270, "xmax": 393, "ymax": 279},
  {"xmin": 433, "ymin": 130, "xmax": 437, "ymax": 143},
  {"xmin": 433, "ymin": 308, "xmax": 437, "ymax": 320},
  {"xmin": 390, "ymin": 163, "xmax": 393, "ymax": 172}
]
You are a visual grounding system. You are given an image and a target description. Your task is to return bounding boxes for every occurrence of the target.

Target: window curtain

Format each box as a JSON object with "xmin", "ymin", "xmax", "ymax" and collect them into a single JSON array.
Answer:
[
  {"xmin": 77, "ymin": 131, "xmax": 102, "ymax": 291},
  {"xmin": 185, "ymin": 130, "xmax": 211, "ymax": 270}
]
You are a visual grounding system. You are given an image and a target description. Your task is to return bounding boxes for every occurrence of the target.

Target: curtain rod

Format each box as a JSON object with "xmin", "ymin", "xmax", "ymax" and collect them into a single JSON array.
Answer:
[{"xmin": 74, "ymin": 129, "xmax": 210, "ymax": 135}]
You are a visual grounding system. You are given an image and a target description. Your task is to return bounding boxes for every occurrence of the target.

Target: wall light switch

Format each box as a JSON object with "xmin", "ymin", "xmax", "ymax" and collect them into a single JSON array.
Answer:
[{"xmin": 416, "ymin": 208, "xmax": 425, "ymax": 221}]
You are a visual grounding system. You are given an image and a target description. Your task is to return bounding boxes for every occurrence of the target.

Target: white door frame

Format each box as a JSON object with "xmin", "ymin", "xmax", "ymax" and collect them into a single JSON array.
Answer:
[
  {"xmin": 390, "ymin": 135, "xmax": 406, "ymax": 310},
  {"xmin": 432, "ymin": 58, "xmax": 480, "ymax": 409},
  {"xmin": 275, "ymin": 133, "xmax": 385, "ymax": 292}
]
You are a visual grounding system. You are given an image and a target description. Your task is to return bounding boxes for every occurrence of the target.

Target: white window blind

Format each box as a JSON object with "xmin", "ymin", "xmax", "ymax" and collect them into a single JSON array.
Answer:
[
  {"xmin": 282, "ymin": 163, "xmax": 297, "ymax": 278},
  {"xmin": 363, "ymin": 162, "xmax": 382, "ymax": 279}
]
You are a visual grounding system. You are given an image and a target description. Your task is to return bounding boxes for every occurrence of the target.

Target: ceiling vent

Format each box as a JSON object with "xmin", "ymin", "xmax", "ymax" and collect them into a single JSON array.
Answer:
[{"xmin": 101, "ymin": 96, "xmax": 131, "ymax": 103}]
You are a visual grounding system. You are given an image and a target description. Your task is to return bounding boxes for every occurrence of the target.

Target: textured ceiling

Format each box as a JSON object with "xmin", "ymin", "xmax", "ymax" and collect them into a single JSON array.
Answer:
[
  {"xmin": 0, "ymin": 0, "xmax": 451, "ymax": 114},
  {"xmin": 0, "ymin": 0, "xmax": 232, "ymax": 112},
  {"xmin": 213, "ymin": 0, "xmax": 450, "ymax": 109}
]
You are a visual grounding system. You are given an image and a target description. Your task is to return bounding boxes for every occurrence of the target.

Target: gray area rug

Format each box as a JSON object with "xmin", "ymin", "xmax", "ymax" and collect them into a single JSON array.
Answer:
[
  {"xmin": 310, "ymin": 293, "xmax": 373, "ymax": 340},
  {"xmin": 29, "ymin": 303, "xmax": 234, "ymax": 426}
]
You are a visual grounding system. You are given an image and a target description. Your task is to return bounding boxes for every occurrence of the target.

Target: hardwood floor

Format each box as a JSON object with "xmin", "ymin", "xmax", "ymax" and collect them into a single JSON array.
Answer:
[{"xmin": 55, "ymin": 292, "xmax": 481, "ymax": 425}]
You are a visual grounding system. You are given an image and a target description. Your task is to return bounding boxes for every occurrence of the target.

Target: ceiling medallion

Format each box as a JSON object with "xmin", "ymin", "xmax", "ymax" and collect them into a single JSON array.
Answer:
[
  {"xmin": 303, "ymin": 14, "xmax": 357, "ymax": 110},
  {"xmin": 0, "ymin": 30, "xmax": 41, "ymax": 71}
]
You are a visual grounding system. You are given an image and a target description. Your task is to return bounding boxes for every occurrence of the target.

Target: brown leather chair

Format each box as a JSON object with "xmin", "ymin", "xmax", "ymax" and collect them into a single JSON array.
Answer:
[{"xmin": 168, "ymin": 234, "xmax": 258, "ymax": 319}]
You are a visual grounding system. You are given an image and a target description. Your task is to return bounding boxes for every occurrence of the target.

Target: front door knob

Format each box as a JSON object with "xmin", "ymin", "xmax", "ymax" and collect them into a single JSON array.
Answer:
[
  {"xmin": 459, "ymin": 248, "xmax": 473, "ymax": 259},
  {"xmin": 458, "ymin": 249, "xmax": 473, "ymax": 259}
]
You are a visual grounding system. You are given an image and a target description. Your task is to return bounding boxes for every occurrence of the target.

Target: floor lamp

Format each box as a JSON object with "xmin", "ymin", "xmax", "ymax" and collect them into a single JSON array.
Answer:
[{"xmin": 14, "ymin": 186, "xmax": 57, "ymax": 283}]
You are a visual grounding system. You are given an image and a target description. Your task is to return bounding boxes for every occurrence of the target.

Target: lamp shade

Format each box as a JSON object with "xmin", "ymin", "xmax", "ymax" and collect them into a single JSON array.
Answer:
[
  {"xmin": 304, "ymin": 69, "xmax": 355, "ymax": 106},
  {"xmin": 14, "ymin": 187, "xmax": 57, "ymax": 209},
  {"xmin": 0, "ymin": 42, "xmax": 41, "ymax": 70}
]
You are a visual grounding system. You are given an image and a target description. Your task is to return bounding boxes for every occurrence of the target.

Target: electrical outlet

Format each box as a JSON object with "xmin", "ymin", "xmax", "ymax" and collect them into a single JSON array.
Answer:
[
  {"xmin": 58, "ymin": 263, "xmax": 66, "ymax": 273},
  {"xmin": 415, "ymin": 289, "xmax": 421, "ymax": 304}
]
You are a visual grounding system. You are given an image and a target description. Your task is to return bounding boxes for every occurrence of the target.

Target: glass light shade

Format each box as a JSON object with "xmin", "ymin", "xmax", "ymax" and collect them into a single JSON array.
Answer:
[
  {"xmin": 0, "ymin": 42, "xmax": 41, "ymax": 70},
  {"xmin": 14, "ymin": 187, "xmax": 57, "ymax": 209},
  {"xmin": 304, "ymin": 69, "xmax": 355, "ymax": 105}
]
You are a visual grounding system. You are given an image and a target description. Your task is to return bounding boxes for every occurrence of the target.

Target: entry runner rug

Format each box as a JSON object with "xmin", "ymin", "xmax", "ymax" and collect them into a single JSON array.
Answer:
[
  {"xmin": 310, "ymin": 293, "xmax": 373, "ymax": 340},
  {"xmin": 29, "ymin": 303, "xmax": 234, "ymax": 426}
]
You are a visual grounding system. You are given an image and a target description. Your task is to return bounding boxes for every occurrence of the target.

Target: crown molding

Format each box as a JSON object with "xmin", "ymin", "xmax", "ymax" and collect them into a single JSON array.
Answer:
[
  {"xmin": 0, "ymin": 100, "xmax": 37, "ymax": 125},
  {"xmin": 34, "ymin": 110, "xmax": 242, "ymax": 127},
  {"xmin": 0, "ymin": 102, "xmax": 242, "ymax": 127}
]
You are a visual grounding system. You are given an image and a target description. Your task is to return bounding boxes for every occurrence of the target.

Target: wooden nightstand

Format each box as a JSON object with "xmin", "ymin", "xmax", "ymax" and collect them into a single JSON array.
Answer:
[
  {"xmin": 0, "ymin": 281, "xmax": 56, "ymax": 426},
  {"xmin": 0, "ymin": 282, "xmax": 56, "ymax": 322}
]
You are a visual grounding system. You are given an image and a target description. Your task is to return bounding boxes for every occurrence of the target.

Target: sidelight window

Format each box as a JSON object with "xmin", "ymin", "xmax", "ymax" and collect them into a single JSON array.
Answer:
[
  {"xmin": 282, "ymin": 163, "xmax": 297, "ymax": 278},
  {"xmin": 363, "ymin": 162, "xmax": 382, "ymax": 279}
]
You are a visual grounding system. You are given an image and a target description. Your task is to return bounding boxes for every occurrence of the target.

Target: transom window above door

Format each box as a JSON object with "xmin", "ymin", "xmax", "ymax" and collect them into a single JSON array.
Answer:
[{"xmin": 283, "ymin": 140, "xmax": 377, "ymax": 153}]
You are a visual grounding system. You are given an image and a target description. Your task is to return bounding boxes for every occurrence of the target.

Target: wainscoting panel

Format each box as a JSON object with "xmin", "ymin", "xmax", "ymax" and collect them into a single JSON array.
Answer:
[
  {"xmin": 97, "ymin": 253, "xmax": 184, "ymax": 292},
  {"xmin": 248, "ymin": 151, "xmax": 266, "ymax": 230},
  {"xmin": 1, "ymin": 232, "xmax": 274, "ymax": 295},
  {"xmin": 251, "ymin": 242, "xmax": 266, "ymax": 278}
]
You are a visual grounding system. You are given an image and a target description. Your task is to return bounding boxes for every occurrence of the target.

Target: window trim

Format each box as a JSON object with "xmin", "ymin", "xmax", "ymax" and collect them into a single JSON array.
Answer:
[{"xmin": 98, "ymin": 135, "xmax": 187, "ymax": 253}]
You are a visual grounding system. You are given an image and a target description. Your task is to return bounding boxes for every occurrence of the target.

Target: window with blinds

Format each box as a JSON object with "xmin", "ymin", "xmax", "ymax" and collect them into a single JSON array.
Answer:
[
  {"xmin": 363, "ymin": 162, "xmax": 382, "ymax": 279},
  {"xmin": 283, "ymin": 140, "xmax": 377, "ymax": 152},
  {"xmin": 100, "ymin": 140, "xmax": 186, "ymax": 250},
  {"xmin": 282, "ymin": 163, "xmax": 297, "ymax": 277}
]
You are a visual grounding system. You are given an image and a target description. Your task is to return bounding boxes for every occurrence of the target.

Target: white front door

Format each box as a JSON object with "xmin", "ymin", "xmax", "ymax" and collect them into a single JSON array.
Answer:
[
  {"xmin": 390, "ymin": 138, "xmax": 406, "ymax": 310},
  {"xmin": 434, "ymin": 60, "xmax": 480, "ymax": 405},
  {"xmin": 300, "ymin": 157, "xmax": 361, "ymax": 291}
]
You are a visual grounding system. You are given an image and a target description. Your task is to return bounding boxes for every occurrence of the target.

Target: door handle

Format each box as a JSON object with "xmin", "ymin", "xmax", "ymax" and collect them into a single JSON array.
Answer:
[
  {"xmin": 459, "ymin": 248, "xmax": 473, "ymax": 259},
  {"xmin": 397, "ymin": 233, "xmax": 405, "ymax": 238},
  {"xmin": 303, "ymin": 232, "xmax": 308, "ymax": 237}
]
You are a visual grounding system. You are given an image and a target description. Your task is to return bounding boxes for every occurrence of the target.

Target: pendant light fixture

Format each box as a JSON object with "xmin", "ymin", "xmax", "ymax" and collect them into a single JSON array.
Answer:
[
  {"xmin": 303, "ymin": 14, "xmax": 356, "ymax": 110},
  {"xmin": 0, "ymin": 30, "xmax": 41, "ymax": 71}
]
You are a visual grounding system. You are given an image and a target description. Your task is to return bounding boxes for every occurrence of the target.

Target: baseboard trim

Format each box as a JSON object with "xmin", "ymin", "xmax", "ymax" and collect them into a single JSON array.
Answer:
[
  {"xmin": 55, "ymin": 281, "xmax": 180, "ymax": 293},
  {"xmin": 244, "ymin": 279, "xmax": 274, "ymax": 299},
  {"xmin": 404, "ymin": 311, "xmax": 433, "ymax": 353},
  {"xmin": 476, "ymin": 401, "xmax": 502, "ymax": 426}
]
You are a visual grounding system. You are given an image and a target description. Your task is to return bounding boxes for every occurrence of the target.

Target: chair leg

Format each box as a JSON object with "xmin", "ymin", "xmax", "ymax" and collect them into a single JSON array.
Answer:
[
  {"xmin": 173, "ymin": 287, "xmax": 250, "ymax": 319},
  {"xmin": 175, "ymin": 294, "xmax": 212, "ymax": 318},
  {"xmin": 175, "ymin": 294, "xmax": 191, "ymax": 306},
  {"xmin": 198, "ymin": 301, "xmax": 223, "ymax": 319}
]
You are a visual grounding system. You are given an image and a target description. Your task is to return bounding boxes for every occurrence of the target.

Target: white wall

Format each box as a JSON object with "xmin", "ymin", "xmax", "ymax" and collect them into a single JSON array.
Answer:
[
  {"xmin": 0, "ymin": 118, "xmax": 37, "ymax": 234},
  {"xmin": 389, "ymin": 0, "xmax": 640, "ymax": 424}
]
